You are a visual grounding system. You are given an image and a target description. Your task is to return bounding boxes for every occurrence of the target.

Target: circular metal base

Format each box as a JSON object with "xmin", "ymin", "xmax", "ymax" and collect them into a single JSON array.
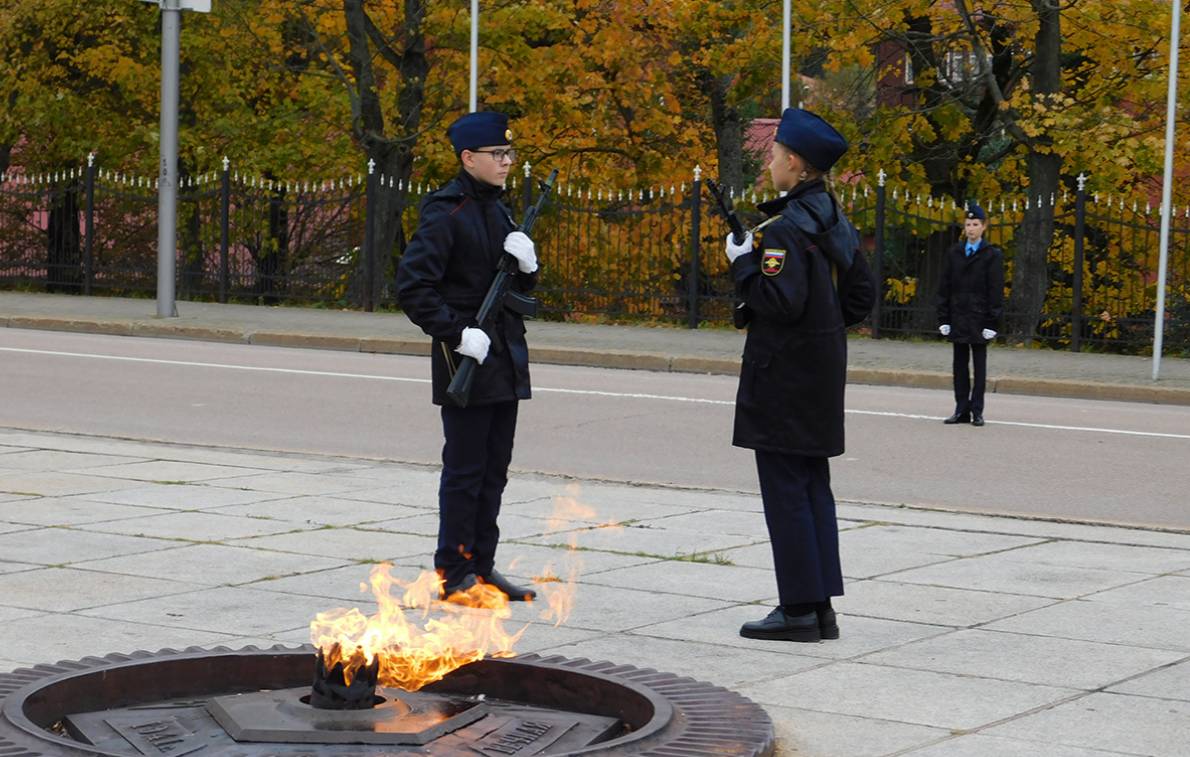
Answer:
[{"xmin": 0, "ymin": 646, "xmax": 775, "ymax": 756}]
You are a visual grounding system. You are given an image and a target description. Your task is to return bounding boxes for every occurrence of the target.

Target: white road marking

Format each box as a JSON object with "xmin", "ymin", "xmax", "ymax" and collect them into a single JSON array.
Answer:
[{"xmin": 4, "ymin": 346, "xmax": 1188, "ymax": 441}]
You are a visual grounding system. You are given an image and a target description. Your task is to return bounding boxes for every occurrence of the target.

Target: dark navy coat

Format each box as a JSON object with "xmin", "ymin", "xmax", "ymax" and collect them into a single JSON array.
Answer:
[
  {"xmin": 935, "ymin": 239, "xmax": 1005, "ymax": 344},
  {"xmin": 395, "ymin": 171, "xmax": 537, "ymax": 406},
  {"xmin": 731, "ymin": 180, "xmax": 876, "ymax": 458}
]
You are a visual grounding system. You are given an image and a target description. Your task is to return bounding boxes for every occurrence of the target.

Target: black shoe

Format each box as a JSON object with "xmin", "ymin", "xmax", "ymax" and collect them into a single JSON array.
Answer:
[
  {"xmin": 441, "ymin": 573, "xmax": 479, "ymax": 599},
  {"xmin": 817, "ymin": 607, "xmax": 840, "ymax": 640},
  {"xmin": 943, "ymin": 413, "xmax": 971, "ymax": 424},
  {"xmin": 739, "ymin": 607, "xmax": 821, "ymax": 642},
  {"xmin": 972, "ymin": 414, "xmax": 985, "ymax": 427},
  {"xmin": 479, "ymin": 570, "xmax": 536, "ymax": 601}
]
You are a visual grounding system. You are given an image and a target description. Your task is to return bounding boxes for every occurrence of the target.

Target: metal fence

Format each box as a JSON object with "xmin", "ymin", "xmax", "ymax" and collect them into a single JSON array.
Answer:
[{"xmin": 2, "ymin": 160, "xmax": 1188, "ymax": 354}]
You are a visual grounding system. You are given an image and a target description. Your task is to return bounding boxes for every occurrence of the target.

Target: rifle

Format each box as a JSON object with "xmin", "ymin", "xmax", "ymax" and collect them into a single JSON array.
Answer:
[
  {"xmin": 445, "ymin": 168, "xmax": 559, "ymax": 408},
  {"xmin": 705, "ymin": 178, "xmax": 754, "ymax": 329}
]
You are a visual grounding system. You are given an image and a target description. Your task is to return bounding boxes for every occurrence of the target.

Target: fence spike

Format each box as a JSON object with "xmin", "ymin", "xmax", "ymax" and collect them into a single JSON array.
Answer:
[
  {"xmin": 1146, "ymin": 203, "xmax": 1151, "ymax": 214},
  {"xmin": 877, "ymin": 168, "xmax": 887, "ymax": 186},
  {"xmin": 1132, "ymin": 200, "xmax": 1137, "ymax": 212},
  {"xmin": 1050, "ymin": 193, "xmax": 1055, "ymax": 206},
  {"xmin": 1025, "ymin": 196, "xmax": 1031, "ymax": 210},
  {"xmin": 1012, "ymin": 200, "xmax": 1018, "ymax": 212}
]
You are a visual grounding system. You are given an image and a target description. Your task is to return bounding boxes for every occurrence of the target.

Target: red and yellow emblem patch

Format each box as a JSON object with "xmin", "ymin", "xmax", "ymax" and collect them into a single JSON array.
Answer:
[{"xmin": 761, "ymin": 249, "xmax": 786, "ymax": 276}]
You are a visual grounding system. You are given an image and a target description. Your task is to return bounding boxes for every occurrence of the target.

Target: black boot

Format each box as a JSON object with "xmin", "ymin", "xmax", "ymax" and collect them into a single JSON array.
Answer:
[
  {"xmin": 479, "ymin": 570, "xmax": 537, "ymax": 601},
  {"xmin": 441, "ymin": 573, "xmax": 479, "ymax": 600},
  {"xmin": 943, "ymin": 412, "xmax": 970, "ymax": 424},
  {"xmin": 739, "ymin": 606, "xmax": 820, "ymax": 642}
]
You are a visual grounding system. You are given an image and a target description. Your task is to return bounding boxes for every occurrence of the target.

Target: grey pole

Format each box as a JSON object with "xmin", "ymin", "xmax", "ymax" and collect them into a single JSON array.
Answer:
[
  {"xmin": 1153, "ymin": 0, "xmax": 1181, "ymax": 381},
  {"xmin": 781, "ymin": 0, "xmax": 790, "ymax": 110},
  {"xmin": 469, "ymin": 0, "xmax": 478, "ymax": 112},
  {"xmin": 156, "ymin": 0, "xmax": 180, "ymax": 317}
]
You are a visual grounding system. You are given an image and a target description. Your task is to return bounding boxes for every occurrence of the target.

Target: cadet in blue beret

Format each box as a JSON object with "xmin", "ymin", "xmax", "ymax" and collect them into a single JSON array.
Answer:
[
  {"xmin": 395, "ymin": 111, "xmax": 539, "ymax": 603},
  {"xmin": 724, "ymin": 108, "xmax": 876, "ymax": 642},
  {"xmin": 937, "ymin": 203, "xmax": 1005, "ymax": 426}
]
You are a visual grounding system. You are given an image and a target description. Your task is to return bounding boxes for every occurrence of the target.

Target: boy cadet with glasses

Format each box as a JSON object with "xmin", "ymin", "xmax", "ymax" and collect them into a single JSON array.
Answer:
[{"xmin": 395, "ymin": 111, "xmax": 538, "ymax": 603}]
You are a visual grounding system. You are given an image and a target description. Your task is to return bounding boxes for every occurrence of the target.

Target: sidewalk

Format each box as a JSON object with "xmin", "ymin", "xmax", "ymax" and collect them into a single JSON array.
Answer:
[
  {"xmin": 2, "ymin": 291, "xmax": 1189, "ymax": 405},
  {"xmin": 1, "ymin": 428, "xmax": 1188, "ymax": 756}
]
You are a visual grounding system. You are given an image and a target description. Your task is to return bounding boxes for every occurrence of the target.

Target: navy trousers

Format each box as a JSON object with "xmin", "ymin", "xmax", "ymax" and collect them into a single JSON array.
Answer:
[
  {"xmin": 754, "ymin": 451, "xmax": 843, "ymax": 605},
  {"xmin": 436, "ymin": 400, "xmax": 519, "ymax": 587},
  {"xmin": 952, "ymin": 342, "xmax": 988, "ymax": 416}
]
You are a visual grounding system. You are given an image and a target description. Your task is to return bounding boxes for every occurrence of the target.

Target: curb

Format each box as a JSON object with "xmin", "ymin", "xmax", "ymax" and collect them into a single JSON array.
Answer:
[{"xmin": 4, "ymin": 315, "xmax": 1187, "ymax": 406}]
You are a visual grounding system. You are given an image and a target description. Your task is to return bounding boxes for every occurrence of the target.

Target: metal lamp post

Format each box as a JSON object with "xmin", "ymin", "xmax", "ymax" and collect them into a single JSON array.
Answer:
[
  {"xmin": 141, "ymin": 0, "xmax": 211, "ymax": 318},
  {"xmin": 1153, "ymin": 0, "xmax": 1182, "ymax": 380}
]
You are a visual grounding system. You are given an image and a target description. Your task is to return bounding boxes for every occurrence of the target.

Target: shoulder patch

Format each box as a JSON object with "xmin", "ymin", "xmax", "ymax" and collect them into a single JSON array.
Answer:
[{"xmin": 761, "ymin": 249, "xmax": 786, "ymax": 276}]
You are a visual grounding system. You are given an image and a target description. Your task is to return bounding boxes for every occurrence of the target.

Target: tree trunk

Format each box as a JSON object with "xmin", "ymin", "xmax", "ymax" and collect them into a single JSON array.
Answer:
[
  {"xmin": 345, "ymin": 0, "xmax": 427, "ymax": 307},
  {"xmin": 46, "ymin": 181, "xmax": 81, "ymax": 293},
  {"xmin": 706, "ymin": 72, "xmax": 743, "ymax": 192},
  {"xmin": 1009, "ymin": 1, "xmax": 1063, "ymax": 342}
]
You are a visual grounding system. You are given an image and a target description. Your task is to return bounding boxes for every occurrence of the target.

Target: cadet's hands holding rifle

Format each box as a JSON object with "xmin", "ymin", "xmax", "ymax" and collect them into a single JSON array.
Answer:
[
  {"xmin": 504, "ymin": 231, "xmax": 538, "ymax": 273},
  {"xmin": 725, "ymin": 231, "xmax": 754, "ymax": 263},
  {"xmin": 456, "ymin": 327, "xmax": 491, "ymax": 365}
]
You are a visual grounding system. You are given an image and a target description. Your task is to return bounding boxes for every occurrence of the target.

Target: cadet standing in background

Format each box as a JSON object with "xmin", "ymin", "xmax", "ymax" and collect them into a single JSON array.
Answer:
[
  {"xmin": 937, "ymin": 204, "xmax": 1005, "ymax": 427},
  {"xmin": 395, "ymin": 111, "xmax": 539, "ymax": 603},
  {"xmin": 724, "ymin": 108, "xmax": 876, "ymax": 643}
]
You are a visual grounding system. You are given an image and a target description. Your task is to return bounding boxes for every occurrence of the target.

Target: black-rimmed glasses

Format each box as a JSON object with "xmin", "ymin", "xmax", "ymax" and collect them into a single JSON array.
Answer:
[{"xmin": 470, "ymin": 148, "xmax": 517, "ymax": 163}]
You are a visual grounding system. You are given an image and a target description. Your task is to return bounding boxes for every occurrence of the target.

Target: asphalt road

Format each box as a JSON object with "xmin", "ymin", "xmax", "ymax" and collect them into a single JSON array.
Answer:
[{"xmin": 2, "ymin": 328, "xmax": 1188, "ymax": 530}]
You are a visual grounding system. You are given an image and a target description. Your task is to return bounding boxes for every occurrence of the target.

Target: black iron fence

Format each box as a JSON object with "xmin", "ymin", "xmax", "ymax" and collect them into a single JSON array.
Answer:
[{"xmin": 2, "ymin": 160, "xmax": 1188, "ymax": 354}]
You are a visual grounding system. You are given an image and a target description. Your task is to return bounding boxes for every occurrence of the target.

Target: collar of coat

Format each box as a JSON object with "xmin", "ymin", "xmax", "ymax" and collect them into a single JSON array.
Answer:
[
  {"xmin": 756, "ymin": 178, "xmax": 827, "ymax": 218},
  {"xmin": 437, "ymin": 169, "xmax": 505, "ymax": 203}
]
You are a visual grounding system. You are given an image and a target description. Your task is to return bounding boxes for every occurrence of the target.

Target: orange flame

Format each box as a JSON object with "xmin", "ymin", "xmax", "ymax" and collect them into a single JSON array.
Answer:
[{"xmin": 310, "ymin": 565, "xmax": 525, "ymax": 692}]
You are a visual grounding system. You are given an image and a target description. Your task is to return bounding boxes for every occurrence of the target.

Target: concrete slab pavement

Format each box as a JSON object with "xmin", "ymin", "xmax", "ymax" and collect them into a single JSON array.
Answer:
[
  {"xmin": 3, "ymin": 291, "xmax": 1189, "ymax": 405},
  {"xmin": 1, "ymin": 428, "xmax": 1188, "ymax": 756}
]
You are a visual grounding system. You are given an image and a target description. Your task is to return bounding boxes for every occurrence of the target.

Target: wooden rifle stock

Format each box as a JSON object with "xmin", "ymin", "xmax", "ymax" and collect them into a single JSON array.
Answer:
[{"xmin": 445, "ymin": 169, "xmax": 559, "ymax": 407}]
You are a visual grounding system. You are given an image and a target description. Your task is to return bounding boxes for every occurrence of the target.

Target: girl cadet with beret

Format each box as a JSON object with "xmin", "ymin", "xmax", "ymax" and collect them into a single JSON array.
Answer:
[
  {"xmin": 724, "ymin": 108, "xmax": 876, "ymax": 642},
  {"xmin": 937, "ymin": 203, "xmax": 1005, "ymax": 427},
  {"xmin": 395, "ymin": 111, "xmax": 538, "ymax": 603}
]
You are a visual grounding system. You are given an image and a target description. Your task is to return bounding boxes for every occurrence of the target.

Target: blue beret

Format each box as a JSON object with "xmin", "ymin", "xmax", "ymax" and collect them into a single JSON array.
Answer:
[
  {"xmin": 447, "ymin": 111, "xmax": 512, "ymax": 154},
  {"xmin": 965, "ymin": 203, "xmax": 987, "ymax": 221},
  {"xmin": 774, "ymin": 108, "xmax": 848, "ymax": 171}
]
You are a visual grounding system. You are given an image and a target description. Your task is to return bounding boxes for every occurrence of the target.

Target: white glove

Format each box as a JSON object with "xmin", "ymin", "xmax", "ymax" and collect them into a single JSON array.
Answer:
[
  {"xmin": 982, "ymin": 328, "xmax": 997, "ymax": 340},
  {"xmin": 939, "ymin": 324, "xmax": 951, "ymax": 336},
  {"xmin": 456, "ymin": 327, "xmax": 490, "ymax": 364},
  {"xmin": 725, "ymin": 231, "xmax": 754, "ymax": 264},
  {"xmin": 503, "ymin": 231, "xmax": 537, "ymax": 274}
]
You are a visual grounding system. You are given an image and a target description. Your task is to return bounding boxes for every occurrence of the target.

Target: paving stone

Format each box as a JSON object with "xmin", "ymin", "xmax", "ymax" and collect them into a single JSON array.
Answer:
[
  {"xmin": 635, "ymin": 605, "xmax": 948, "ymax": 660},
  {"xmin": 247, "ymin": 562, "xmax": 415, "ymax": 603},
  {"xmin": 0, "ymin": 497, "xmax": 170, "ymax": 526},
  {"xmin": 581, "ymin": 559, "xmax": 780, "ymax": 603},
  {"xmin": 541, "ymin": 582, "xmax": 730, "ymax": 633},
  {"xmin": 900, "ymin": 733, "xmax": 1138, "ymax": 756},
  {"xmin": 0, "ymin": 613, "xmax": 240, "ymax": 664},
  {"xmin": 737, "ymin": 662, "xmax": 1077, "ymax": 730},
  {"xmin": 493, "ymin": 542, "xmax": 660, "ymax": 576},
  {"xmin": 207, "ymin": 471, "xmax": 381, "ymax": 496},
  {"xmin": 995, "ymin": 540, "xmax": 1190, "ymax": 574},
  {"xmin": 863, "ymin": 629, "xmax": 1185, "ymax": 689},
  {"xmin": 232, "ymin": 527, "xmax": 437, "ymax": 563},
  {"xmin": 985, "ymin": 692, "xmax": 1190, "ymax": 756},
  {"xmin": 1107, "ymin": 659, "xmax": 1190, "ymax": 702},
  {"xmin": 494, "ymin": 622, "xmax": 608, "ymax": 655},
  {"xmin": 86, "ymin": 510, "xmax": 308, "ymax": 541},
  {"xmin": 0, "ymin": 492, "xmax": 36, "ymax": 503},
  {"xmin": 761, "ymin": 705, "xmax": 947, "ymax": 757},
  {"xmin": 213, "ymin": 495, "xmax": 426, "ymax": 526},
  {"xmin": 0, "ymin": 520, "xmax": 33, "ymax": 535},
  {"xmin": 839, "ymin": 579, "xmax": 1055, "ymax": 627},
  {"xmin": 1084, "ymin": 575, "xmax": 1190, "ymax": 611},
  {"xmin": 78, "ymin": 586, "xmax": 342, "ymax": 637},
  {"xmin": 0, "ymin": 559, "xmax": 34, "ymax": 574},
  {"xmin": 0, "ymin": 567, "xmax": 200, "ymax": 612},
  {"xmin": 635, "ymin": 508, "xmax": 770, "ymax": 537},
  {"xmin": 335, "ymin": 480, "xmax": 444, "ymax": 508},
  {"xmin": 0, "ymin": 450, "xmax": 143, "ymax": 472},
  {"xmin": 370, "ymin": 512, "xmax": 575, "ymax": 541},
  {"xmin": 520, "ymin": 521, "xmax": 757, "ymax": 559},
  {"xmin": 538, "ymin": 633, "xmax": 825, "ymax": 689},
  {"xmin": 888, "ymin": 552, "xmax": 1144, "ymax": 598},
  {"xmin": 0, "ymin": 527, "xmax": 176, "ymax": 565},
  {"xmin": 837, "ymin": 504, "xmax": 1190, "ymax": 550},
  {"xmin": 0, "ymin": 471, "xmax": 130, "ymax": 497},
  {"xmin": 841, "ymin": 524, "xmax": 1045, "ymax": 559},
  {"xmin": 77, "ymin": 543, "xmax": 353, "ymax": 586},
  {"xmin": 718, "ymin": 540, "xmax": 951, "ymax": 580},
  {"xmin": 82, "ymin": 460, "xmax": 262, "ymax": 482},
  {"xmin": 87, "ymin": 483, "xmax": 290, "ymax": 509},
  {"xmin": 0, "ymin": 605, "xmax": 43, "ymax": 623},
  {"xmin": 985, "ymin": 599, "xmax": 1190, "ymax": 652}
]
